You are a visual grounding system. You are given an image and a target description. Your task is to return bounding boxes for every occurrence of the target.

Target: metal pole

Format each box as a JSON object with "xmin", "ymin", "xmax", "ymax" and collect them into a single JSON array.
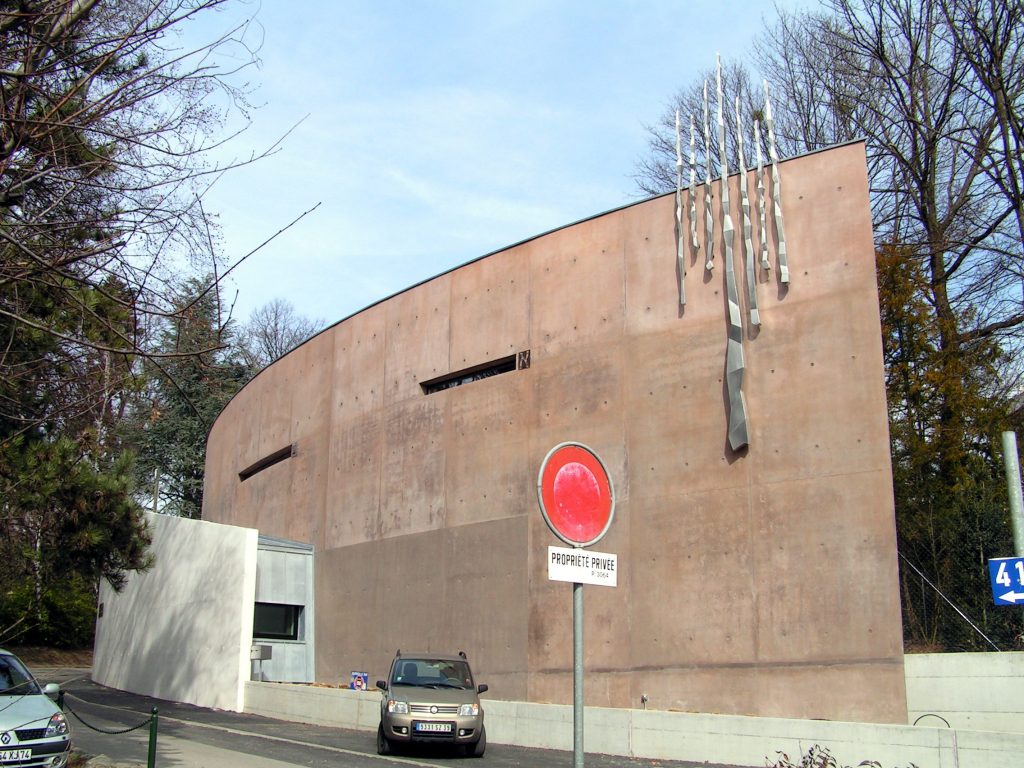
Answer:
[
  {"xmin": 147, "ymin": 706, "xmax": 158, "ymax": 768},
  {"xmin": 573, "ymin": 580, "xmax": 584, "ymax": 768},
  {"xmin": 1001, "ymin": 431, "xmax": 1024, "ymax": 556}
]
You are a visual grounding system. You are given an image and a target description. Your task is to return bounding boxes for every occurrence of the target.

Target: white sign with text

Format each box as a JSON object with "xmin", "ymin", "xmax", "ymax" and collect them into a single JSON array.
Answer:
[{"xmin": 548, "ymin": 546, "xmax": 618, "ymax": 587}]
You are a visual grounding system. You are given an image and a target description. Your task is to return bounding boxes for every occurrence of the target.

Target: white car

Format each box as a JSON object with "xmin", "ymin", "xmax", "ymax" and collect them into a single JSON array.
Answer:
[{"xmin": 0, "ymin": 648, "xmax": 71, "ymax": 768}]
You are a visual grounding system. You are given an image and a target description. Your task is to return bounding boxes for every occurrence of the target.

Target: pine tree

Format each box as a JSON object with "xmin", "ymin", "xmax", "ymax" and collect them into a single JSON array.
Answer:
[{"xmin": 130, "ymin": 278, "xmax": 249, "ymax": 519}]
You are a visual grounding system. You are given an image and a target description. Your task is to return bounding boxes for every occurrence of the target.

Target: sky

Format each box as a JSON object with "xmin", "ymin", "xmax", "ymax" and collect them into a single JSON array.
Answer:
[{"xmin": 187, "ymin": 0, "xmax": 799, "ymax": 329}]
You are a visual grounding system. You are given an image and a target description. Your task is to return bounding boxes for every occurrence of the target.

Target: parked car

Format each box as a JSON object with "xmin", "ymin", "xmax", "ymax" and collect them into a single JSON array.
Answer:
[
  {"xmin": 0, "ymin": 648, "xmax": 71, "ymax": 768},
  {"xmin": 376, "ymin": 650, "xmax": 487, "ymax": 758}
]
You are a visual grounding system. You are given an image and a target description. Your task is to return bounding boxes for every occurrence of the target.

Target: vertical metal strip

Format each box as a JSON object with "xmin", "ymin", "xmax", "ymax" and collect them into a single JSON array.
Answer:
[
  {"xmin": 754, "ymin": 120, "xmax": 770, "ymax": 272},
  {"xmin": 689, "ymin": 116, "xmax": 698, "ymax": 253},
  {"xmin": 675, "ymin": 110, "xmax": 686, "ymax": 307},
  {"xmin": 735, "ymin": 96, "xmax": 759, "ymax": 327},
  {"xmin": 703, "ymin": 80, "xmax": 714, "ymax": 272},
  {"xmin": 718, "ymin": 57, "xmax": 749, "ymax": 450},
  {"xmin": 763, "ymin": 81, "xmax": 790, "ymax": 284}
]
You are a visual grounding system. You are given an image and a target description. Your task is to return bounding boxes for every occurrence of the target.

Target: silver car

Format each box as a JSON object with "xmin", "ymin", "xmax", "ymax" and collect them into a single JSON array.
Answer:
[
  {"xmin": 376, "ymin": 650, "xmax": 487, "ymax": 757},
  {"xmin": 0, "ymin": 649, "xmax": 71, "ymax": 768}
]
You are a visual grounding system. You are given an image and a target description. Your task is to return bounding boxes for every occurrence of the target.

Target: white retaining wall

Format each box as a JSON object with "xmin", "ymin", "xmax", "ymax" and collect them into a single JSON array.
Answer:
[
  {"xmin": 905, "ymin": 651, "xmax": 1024, "ymax": 734},
  {"xmin": 94, "ymin": 513, "xmax": 258, "ymax": 712},
  {"xmin": 243, "ymin": 680, "xmax": 1024, "ymax": 767}
]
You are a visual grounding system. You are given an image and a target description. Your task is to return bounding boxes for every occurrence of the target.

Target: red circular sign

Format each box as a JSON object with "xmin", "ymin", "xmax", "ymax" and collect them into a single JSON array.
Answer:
[{"xmin": 538, "ymin": 442, "xmax": 615, "ymax": 547}]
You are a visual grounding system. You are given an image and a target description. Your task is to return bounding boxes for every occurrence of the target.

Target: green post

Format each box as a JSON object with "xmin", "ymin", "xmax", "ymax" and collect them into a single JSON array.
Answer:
[{"xmin": 147, "ymin": 706, "xmax": 158, "ymax": 768}]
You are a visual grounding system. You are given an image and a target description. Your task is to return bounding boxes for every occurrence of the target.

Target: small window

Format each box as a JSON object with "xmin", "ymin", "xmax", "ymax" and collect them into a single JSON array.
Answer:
[
  {"xmin": 420, "ymin": 351, "xmax": 529, "ymax": 395},
  {"xmin": 253, "ymin": 602, "xmax": 302, "ymax": 641}
]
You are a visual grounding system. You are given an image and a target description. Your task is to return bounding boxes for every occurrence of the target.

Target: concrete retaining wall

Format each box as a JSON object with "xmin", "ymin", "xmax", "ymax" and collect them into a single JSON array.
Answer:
[
  {"xmin": 243, "ymin": 680, "xmax": 1024, "ymax": 767},
  {"xmin": 905, "ymin": 652, "xmax": 1024, "ymax": 734}
]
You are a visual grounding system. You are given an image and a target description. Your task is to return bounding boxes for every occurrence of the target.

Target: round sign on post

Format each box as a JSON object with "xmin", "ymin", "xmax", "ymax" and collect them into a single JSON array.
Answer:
[{"xmin": 538, "ymin": 442, "xmax": 615, "ymax": 548}]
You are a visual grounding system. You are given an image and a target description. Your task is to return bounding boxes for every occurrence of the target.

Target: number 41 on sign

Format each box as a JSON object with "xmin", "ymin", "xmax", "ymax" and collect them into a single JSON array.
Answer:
[{"xmin": 988, "ymin": 557, "xmax": 1024, "ymax": 605}]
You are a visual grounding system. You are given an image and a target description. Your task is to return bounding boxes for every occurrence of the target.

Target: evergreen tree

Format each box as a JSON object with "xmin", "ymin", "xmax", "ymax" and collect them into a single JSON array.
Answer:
[
  {"xmin": 0, "ymin": 278, "xmax": 150, "ymax": 646},
  {"xmin": 878, "ymin": 244, "xmax": 1022, "ymax": 649},
  {"xmin": 130, "ymin": 278, "xmax": 249, "ymax": 519}
]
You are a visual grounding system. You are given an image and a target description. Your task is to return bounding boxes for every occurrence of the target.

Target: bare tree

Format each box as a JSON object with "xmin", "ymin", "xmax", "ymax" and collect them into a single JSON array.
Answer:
[
  {"xmin": 940, "ymin": 0, "xmax": 1024, "ymax": 281},
  {"xmin": 635, "ymin": 0, "xmax": 1024, "ymax": 650},
  {"xmin": 773, "ymin": 0, "xmax": 1024, "ymax": 400},
  {"xmin": 0, "ymin": 0, "xmax": 286, "ymax": 443},
  {"xmin": 639, "ymin": 0, "xmax": 1024, "ymax": 382},
  {"xmin": 633, "ymin": 60, "xmax": 770, "ymax": 196},
  {"xmin": 236, "ymin": 298, "xmax": 323, "ymax": 372}
]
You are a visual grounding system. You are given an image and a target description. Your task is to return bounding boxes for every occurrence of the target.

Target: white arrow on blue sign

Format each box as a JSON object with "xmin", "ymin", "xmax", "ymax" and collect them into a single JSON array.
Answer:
[{"xmin": 988, "ymin": 557, "xmax": 1024, "ymax": 605}]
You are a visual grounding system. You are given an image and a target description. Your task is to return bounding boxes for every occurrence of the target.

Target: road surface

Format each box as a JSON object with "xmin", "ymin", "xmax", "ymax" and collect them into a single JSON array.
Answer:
[{"xmin": 35, "ymin": 667, "xmax": 745, "ymax": 768}]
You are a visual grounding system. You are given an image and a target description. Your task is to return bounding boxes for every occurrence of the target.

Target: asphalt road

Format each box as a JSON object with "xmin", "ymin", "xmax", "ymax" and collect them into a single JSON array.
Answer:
[{"xmin": 36, "ymin": 668, "xmax": 742, "ymax": 768}]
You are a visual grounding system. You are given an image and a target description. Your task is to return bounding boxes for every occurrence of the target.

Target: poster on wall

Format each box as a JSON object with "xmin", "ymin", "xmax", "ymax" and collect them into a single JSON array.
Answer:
[{"xmin": 349, "ymin": 671, "xmax": 369, "ymax": 690}]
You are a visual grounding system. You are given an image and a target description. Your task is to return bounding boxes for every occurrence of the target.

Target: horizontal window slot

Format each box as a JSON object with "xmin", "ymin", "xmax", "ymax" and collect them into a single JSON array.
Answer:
[
  {"xmin": 421, "ymin": 353, "xmax": 525, "ymax": 395},
  {"xmin": 239, "ymin": 444, "xmax": 295, "ymax": 482}
]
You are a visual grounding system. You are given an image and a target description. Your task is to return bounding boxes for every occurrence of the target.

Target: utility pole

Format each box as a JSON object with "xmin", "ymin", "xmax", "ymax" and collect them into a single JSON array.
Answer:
[
  {"xmin": 152, "ymin": 469, "xmax": 160, "ymax": 515},
  {"xmin": 1001, "ymin": 431, "xmax": 1024, "ymax": 556}
]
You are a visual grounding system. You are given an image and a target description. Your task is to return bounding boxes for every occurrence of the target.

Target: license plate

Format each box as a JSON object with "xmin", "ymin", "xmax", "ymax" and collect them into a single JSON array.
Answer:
[
  {"xmin": 414, "ymin": 721, "xmax": 452, "ymax": 733},
  {"xmin": 0, "ymin": 750, "xmax": 31, "ymax": 763}
]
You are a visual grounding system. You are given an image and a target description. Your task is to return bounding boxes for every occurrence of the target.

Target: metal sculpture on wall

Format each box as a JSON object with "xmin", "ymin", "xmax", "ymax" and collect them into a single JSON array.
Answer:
[
  {"xmin": 716, "ymin": 56, "xmax": 749, "ymax": 450},
  {"xmin": 754, "ymin": 120, "xmax": 770, "ymax": 272},
  {"xmin": 702, "ymin": 80, "xmax": 714, "ymax": 272},
  {"xmin": 673, "ymin": 58, "xmax": 793, "ymax": 451},
  {"xmin": 764, "ymin": 81, "xmax": 790, "ymax": 284},
  {"xmin": 674, "ymin": 110, "xmax": 686, "ymax": 307},
  {"xmin": 689, "ymin": 117, "xmax": 698, "ymax": 257},
  {"xmin": 735, "ymin": 96, "xmax": 760, "ymax": 328}
]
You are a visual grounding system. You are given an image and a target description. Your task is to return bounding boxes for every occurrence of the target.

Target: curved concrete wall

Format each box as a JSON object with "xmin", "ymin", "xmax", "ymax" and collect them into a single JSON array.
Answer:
[{"xmin": 203, "ymin": 141, "xmax": 906, "ymax": 722}]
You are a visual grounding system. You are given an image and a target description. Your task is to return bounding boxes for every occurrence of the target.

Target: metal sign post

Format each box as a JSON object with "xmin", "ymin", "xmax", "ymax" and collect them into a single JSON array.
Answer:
[
  {"xmin": 573, "ymin": 581, "xmax": 583, "ymax": 768},
  {"xmin": 538, "ymin": 442, "xmax": 617, "ymax": 768}
]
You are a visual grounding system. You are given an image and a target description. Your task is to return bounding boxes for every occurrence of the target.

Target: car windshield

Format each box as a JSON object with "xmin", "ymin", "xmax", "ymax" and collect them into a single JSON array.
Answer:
[
  {"xmin": 0, "ymin": 655, "xmax": 41, "ymax": 696},
  {"xmin": 391, "ymin": 658, "xmax": 473, "ymax": 689}
]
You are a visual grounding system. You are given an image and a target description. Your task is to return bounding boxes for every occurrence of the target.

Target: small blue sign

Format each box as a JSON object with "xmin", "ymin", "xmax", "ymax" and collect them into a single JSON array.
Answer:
[
  {"xmin": 349, "ymin": 671, "xmax": 369, "ymax": 690},
  {"xmin": 988, "ymin": 557, "xmax": 1024, "ymax": 605}
]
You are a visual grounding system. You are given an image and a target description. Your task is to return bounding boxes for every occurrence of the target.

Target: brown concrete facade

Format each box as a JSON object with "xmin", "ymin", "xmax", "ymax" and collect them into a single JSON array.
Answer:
[{"xmin": 203, "ymin": 141, "xmax": 906, "ymax": 723}]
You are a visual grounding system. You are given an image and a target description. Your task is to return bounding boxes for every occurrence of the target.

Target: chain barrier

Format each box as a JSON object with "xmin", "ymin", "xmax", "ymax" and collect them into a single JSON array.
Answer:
[{"xmin": 60, "ymin": 692, "xmax": 154, "ymax": 735}]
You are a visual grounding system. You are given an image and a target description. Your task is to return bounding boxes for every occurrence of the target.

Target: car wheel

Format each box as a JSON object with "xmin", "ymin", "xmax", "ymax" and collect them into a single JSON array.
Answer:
[
  {"xmin": 377, "ymin": 723, "xmax": 392, "ymax": 756},
  {"xmin": 470, "ymin": 724, "xmax": 486, "ymax": 758}
]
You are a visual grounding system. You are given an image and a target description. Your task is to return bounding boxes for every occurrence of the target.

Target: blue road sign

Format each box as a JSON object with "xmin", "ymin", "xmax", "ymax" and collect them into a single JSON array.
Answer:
[{"xmin": 988, "ymin": 557, "xmax": 1024, "ymax": 605}]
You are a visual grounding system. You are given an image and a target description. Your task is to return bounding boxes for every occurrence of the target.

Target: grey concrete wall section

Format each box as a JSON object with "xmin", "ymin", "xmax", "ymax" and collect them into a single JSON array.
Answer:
[
  {"xmin": 204, "ymin": 141, "xmax": 905, "ymax": 723},
  {"xmin": 253, "ymin": 543, "xmax": 315, "ymax": 682},
  {"xmin": 256, "ymin": 548, "xmax": 310, "ymax": 605},
  {"xmin": 905, "ymin": 651, "xmax": 1024, "ymax": 733},
  {"xmin": 243, "ymin": 679, "xmax": 1024, "ymax": 768},
  {"xmin": 251, "ymin": 641, "xmax": 309, "ymax": 684},
  {"xmin": 93, "ymin": 512, "xmax": 258, "ymax": 711}
]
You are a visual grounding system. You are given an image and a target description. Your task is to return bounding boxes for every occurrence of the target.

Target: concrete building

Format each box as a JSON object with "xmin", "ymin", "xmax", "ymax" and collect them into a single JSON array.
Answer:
[
  {"xmin": 93, "ymin": 515, "xmax": 315, "ymax": 711},
  {"xmin": 200, "ymin": 140, "xmax": 906, "ymax": 723}
]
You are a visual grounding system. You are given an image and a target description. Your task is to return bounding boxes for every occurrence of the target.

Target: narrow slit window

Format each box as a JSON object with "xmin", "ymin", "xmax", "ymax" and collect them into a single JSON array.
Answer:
[
  {"xmin": 421, "ymin": 352, "xmax": 527, "ymax": 395},
  {"xmin": 239, "ymin": 444, "xmax": 295, "ymax": 482}
]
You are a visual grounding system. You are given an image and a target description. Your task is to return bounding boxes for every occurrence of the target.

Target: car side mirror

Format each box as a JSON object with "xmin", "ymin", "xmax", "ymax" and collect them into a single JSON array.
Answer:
[
  {"xmin": 43, "ymin": 683, "xmax": 59, "ymax": 699},
  {"xmin": 477, "ymin": 683, "xmax": 488, "ymax": 695},
  {"xmin": 375, "ymin": 680, "xmax": 388, "ymax": 691}
]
